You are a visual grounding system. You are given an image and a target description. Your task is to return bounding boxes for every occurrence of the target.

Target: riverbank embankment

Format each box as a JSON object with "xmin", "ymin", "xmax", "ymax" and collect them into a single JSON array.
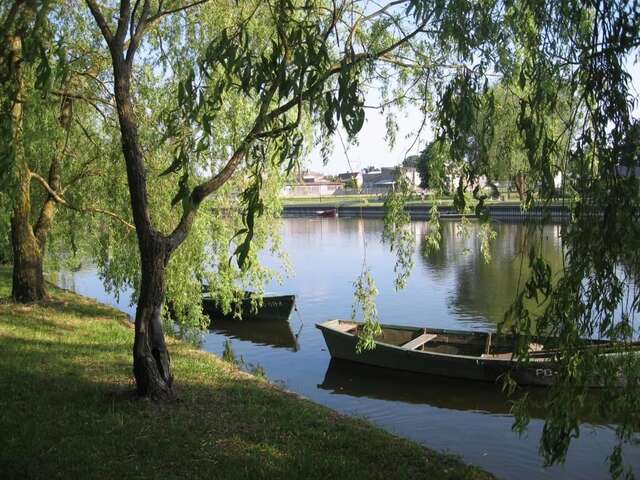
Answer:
[
  {"xmin": 283, "ymin": 202, "xmax": 569, "ymax": 221},
  {"xmin": 0, "ymin": 266, "xmax": 494, "ymax": 480}
]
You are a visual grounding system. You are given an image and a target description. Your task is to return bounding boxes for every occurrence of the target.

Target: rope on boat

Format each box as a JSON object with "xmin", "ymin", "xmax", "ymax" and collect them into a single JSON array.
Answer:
[{"xmin": 294, "ymin": 303, "xmax": 305, "ymax": 338}]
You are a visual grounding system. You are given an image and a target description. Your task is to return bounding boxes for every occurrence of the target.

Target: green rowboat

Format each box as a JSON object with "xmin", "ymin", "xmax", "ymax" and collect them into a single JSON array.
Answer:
[
  {"xmin": 202, "ymin": 291, "xmax": 296, "ymax": 322},
  {"xmin": 316, "ymin": 320, "xmax": 627, "ymax": 387}
]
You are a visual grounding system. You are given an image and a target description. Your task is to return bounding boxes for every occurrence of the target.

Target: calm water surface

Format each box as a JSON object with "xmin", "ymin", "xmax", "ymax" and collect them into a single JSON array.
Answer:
[{"xmin": 57, "ymin": 218, "xmax": 639, "ymax": 480}]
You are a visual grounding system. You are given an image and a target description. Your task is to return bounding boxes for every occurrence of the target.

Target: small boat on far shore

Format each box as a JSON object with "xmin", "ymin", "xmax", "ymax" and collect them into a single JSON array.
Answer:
[
  {"xmin": 316, "ymin": 320, "xmax": 626, "ymax": 387},
  {"xmin": 316, "ymin": 208, "xmax": 337, "ymax": 218}
]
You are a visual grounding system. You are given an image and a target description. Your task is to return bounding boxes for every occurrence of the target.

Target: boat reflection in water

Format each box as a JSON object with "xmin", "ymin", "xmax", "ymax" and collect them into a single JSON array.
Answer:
[
  {"xmin": 207, "ymin": 316, "xmax": 300, "ymax": 352},
  {"xmin": 204, "ymin": 293, "xmax": 300, "ymax": 351},
  {"xmin": 318, "ymin": 358, "xmax": 604, "ymax": 423}
]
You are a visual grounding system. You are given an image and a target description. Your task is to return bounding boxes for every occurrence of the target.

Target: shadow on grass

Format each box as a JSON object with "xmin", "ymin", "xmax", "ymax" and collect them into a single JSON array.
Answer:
[{"xmin": 0, "ymin": 323, "xmax": 493, "ymax": 480}]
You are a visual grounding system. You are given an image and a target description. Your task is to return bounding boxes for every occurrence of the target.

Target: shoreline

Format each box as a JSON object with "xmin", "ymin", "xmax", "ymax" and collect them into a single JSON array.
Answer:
[
  {"xmin": 0, "ymin": 266, "xmax": 495, "ymax": 479},
  {"xmin": 282, "ymin": 202, "xmax": 569, "ymax": 220}
]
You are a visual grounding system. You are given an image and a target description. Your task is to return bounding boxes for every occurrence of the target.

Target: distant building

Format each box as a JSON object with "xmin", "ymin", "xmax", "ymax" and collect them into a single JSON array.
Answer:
[
  {"xmin": 337, "ymin": 172, "xmax": 363, "ymax": 188},
  {"xmin": 300, "ymin": 170, "xmax": 326, "ymax": 183},
  {"xmin": 281, "ymin": 182, "xmax": 343, "ymax": 197},
  {"xmin": 362, "ymin": 166, "xmax": 382, "ymax": 175},
  {"xmin": 361, "ymin": 167, "xmax": 422, "ymax": 193},
  {"xmin": 282, "ymin": 170, "xmax": 343, "ymax": 197}
]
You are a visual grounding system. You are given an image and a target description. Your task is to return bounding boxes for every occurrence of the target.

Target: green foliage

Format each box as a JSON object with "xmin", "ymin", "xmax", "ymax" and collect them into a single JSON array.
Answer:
[
  {"xmin": 139, "ymin": 0, "xmax": 453, "ymax": 331},
  {"xmin": 382, "ymin": 170, "xmax": 416, "ymax": 290},
  {"xmin": 423, "ymin": 204, "xmax": 442, "ymax": 257},
  {"xmin": 372, "ymin": 0, "xmax": 640, "ymax": 475},
  {"xmin": 249, "ymin": 362, "xmax": 267, "ymax": 379},
  {"xmin": 416, "ymin": 141, "xmax": 450, "ymax": 191},
  {"xmin": 0, "ymin": 2, "xmax": 129, "ymax": 285},
  {"xmin": 343, "ymin": 176, "xmax": 358, "ymax": 190},
  {"xmin": 352, "ymin": 268, "xmax": 381, "ymax": 353},
  {"xmin": 477, "ymin": 222, "xmax": 497, "ymax": 264},
  {"xmin": 489, "ymin": 2, "xmax": 640, "ymax": 474},
  {"xmin": 222, "ymin": 339, "xmax": 239, "ymax": 365}
]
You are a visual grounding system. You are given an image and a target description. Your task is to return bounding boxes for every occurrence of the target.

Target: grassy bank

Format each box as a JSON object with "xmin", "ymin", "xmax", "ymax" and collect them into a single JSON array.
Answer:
[{"xmin": 0, "ymin": 267, "xmax": 494, "ymax": 480}]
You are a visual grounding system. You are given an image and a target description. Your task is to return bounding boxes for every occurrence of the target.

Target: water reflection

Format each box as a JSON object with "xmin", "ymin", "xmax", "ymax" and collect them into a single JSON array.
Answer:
[
  {"xmin": 420, "ymin": 221, "xmax": 565, "ymax": 326},
  {"xmin": 319, "ymin": 358, "xmax": 604, "ymax": 424},
  {"xmin": 209, "ymin": 317, "xmax": 300, "ymax": 351},
  {"xmin": 53, "ymin": 266, "xmax": 135, "ymax": 316}
]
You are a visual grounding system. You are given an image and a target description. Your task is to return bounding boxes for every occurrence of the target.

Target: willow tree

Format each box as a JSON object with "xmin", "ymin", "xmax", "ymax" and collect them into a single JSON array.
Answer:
[
  {"xmin": 0, "ymin": 1, "xmax": 130, "ymax": 301},
  {"xmin": 498, "ymin": 2, "xmax": 640, "ymax": 475},
  {"xmin": 1, "ymin": 1, "xmax": 59, "ymax": 301},
  {"xmin": 381, "ymin": 0, "xmax": 640, "ymax": 476},
  {"xmin": 81, "ymin": 0, "xmax": 450, "ymax": 399}
]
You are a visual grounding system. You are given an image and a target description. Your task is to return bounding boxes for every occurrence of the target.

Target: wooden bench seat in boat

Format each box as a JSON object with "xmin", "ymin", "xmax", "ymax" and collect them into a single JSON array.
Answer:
[
  {"xmin": 402, "ymin": 333, "xmax": 438, "ymax": 350},
  {"xmin": 334, "ymin": 322, "xmax": 358, "ymax": 333},
  {"xmin": 480, "ymin": 342, "xmax": 546, "ymax": 360},
  {"xmin": 480, "ymin": 352, "xmax": 514, "ymax": 360}
]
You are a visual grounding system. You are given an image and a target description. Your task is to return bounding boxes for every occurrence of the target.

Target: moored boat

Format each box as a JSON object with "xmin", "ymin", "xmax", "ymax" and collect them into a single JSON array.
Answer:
[
  {"xmin": 316, "ymin": 208, "xmax": 337, "ymax": 217},
  {"xmin": 316, "ymin": 320, "xmax": 621, "ymax": 386},
  {"xmin": 203, "ymin": 291, "xmax": 296, "ymax": 321}
]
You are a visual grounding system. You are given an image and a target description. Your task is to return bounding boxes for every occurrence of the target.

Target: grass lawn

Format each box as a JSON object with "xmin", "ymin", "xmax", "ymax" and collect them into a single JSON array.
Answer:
[{"xmin": 0, "ymin": 266, "xmax": 494, "ymax": 479}]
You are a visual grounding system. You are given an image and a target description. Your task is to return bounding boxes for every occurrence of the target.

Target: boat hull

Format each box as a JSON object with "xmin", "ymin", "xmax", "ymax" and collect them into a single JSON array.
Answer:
[
  {"xmin": 317, "ymin": 321, "xmax": 568, "ymax": 386},
  {"xmin": 316, "ymin": 208, "xmax": 337, "ymax": 217},
  {"xmin": 203, "ymin": 294, "xmax": 296, "ymax": 322}
]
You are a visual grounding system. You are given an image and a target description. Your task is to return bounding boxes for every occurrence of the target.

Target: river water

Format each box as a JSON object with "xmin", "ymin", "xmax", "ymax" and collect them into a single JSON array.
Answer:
[{"xmin": 56, "ymin": 218, "xmax": 639, "ymax": 479}]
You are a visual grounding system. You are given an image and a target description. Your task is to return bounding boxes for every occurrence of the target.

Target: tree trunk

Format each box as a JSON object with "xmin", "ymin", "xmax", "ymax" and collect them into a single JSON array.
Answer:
[
  {"xmin": 90, "ymin": 10, "xmax": 185, "ymax": 400},
  {"xmin": 132, "ymin": 238, "xmax": 174, "ymax": 400},
  {"xmin": 7, "ymin": 33, "xmax": 47, "ymax": 303},
  {"xmin": 514, "ymin": 172, "xmax": 526, "ymax": 203},
  {"xmin": 109, "ymin": 55, "xmax": 175, "ymax": 399},
  {"xmin": 11, "ymin": 210, "xmax": 46, "ymax": 302},
  {"xmin": 10, "ymin": 161, "xmax": 58, "ymax": 303}
]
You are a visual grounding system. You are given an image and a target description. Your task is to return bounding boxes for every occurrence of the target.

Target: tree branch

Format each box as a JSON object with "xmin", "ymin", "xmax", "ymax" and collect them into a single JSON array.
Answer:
[
  {"xmin": 85, "ymin": 0, "xmax": 114, "ymax": 45},
  {"xmin": 114, "ymin": 0, "xmax": 132, "ymax": 46},
  {"xmin": 1, "ymin": 0, "xmax": 25, "ymax": 33},
  {"xmin": 166, "ymin": 79, "xmax": 281, "ymax": 250},
  {"xmin": 130, "ymin": 0, "xmax": 141, "ymax": 40},
  {"xmin": 30, "ymin": 171, "xmax": 135, "ymax": 230},
  {"xmin": 147, "ymin": 0, "xmax": 209, "ymax": 24},
  {"xmin": 50, "ymin": 89, "xmax": 114, "ymax": 107},
  {"xmin": 363, "ymin": 0, "xmax": 410, "ymax": 22},
  {"xmin": 33, "ymin": 129, "xmax": 66, "ymax": 245},
  {"xmin": 166, "ymin": 3, "xmax": 436, "ymax": 246},
  {"xmin": 126, "ymin": 0, "xmax": 151, "ymax": 65},
  {"xmin": 265, "ymin": 16, "xmax": 433, "ymax": 124}
]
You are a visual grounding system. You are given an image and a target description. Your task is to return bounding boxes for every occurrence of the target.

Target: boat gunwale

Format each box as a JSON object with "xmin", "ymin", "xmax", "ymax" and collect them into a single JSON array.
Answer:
[{"xmin": 202, "ymin": 293, "xmax": 296, "ymax": 302}]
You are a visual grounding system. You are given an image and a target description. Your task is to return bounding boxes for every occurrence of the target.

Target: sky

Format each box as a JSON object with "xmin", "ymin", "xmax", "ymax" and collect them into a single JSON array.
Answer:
[
  {"xmin": 308, "ymin": 99, "xmax": 429, "ymax": 175},
  {"xmin": 308, "ymin": 55, "xmax": 640, "ymax": 176}
]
